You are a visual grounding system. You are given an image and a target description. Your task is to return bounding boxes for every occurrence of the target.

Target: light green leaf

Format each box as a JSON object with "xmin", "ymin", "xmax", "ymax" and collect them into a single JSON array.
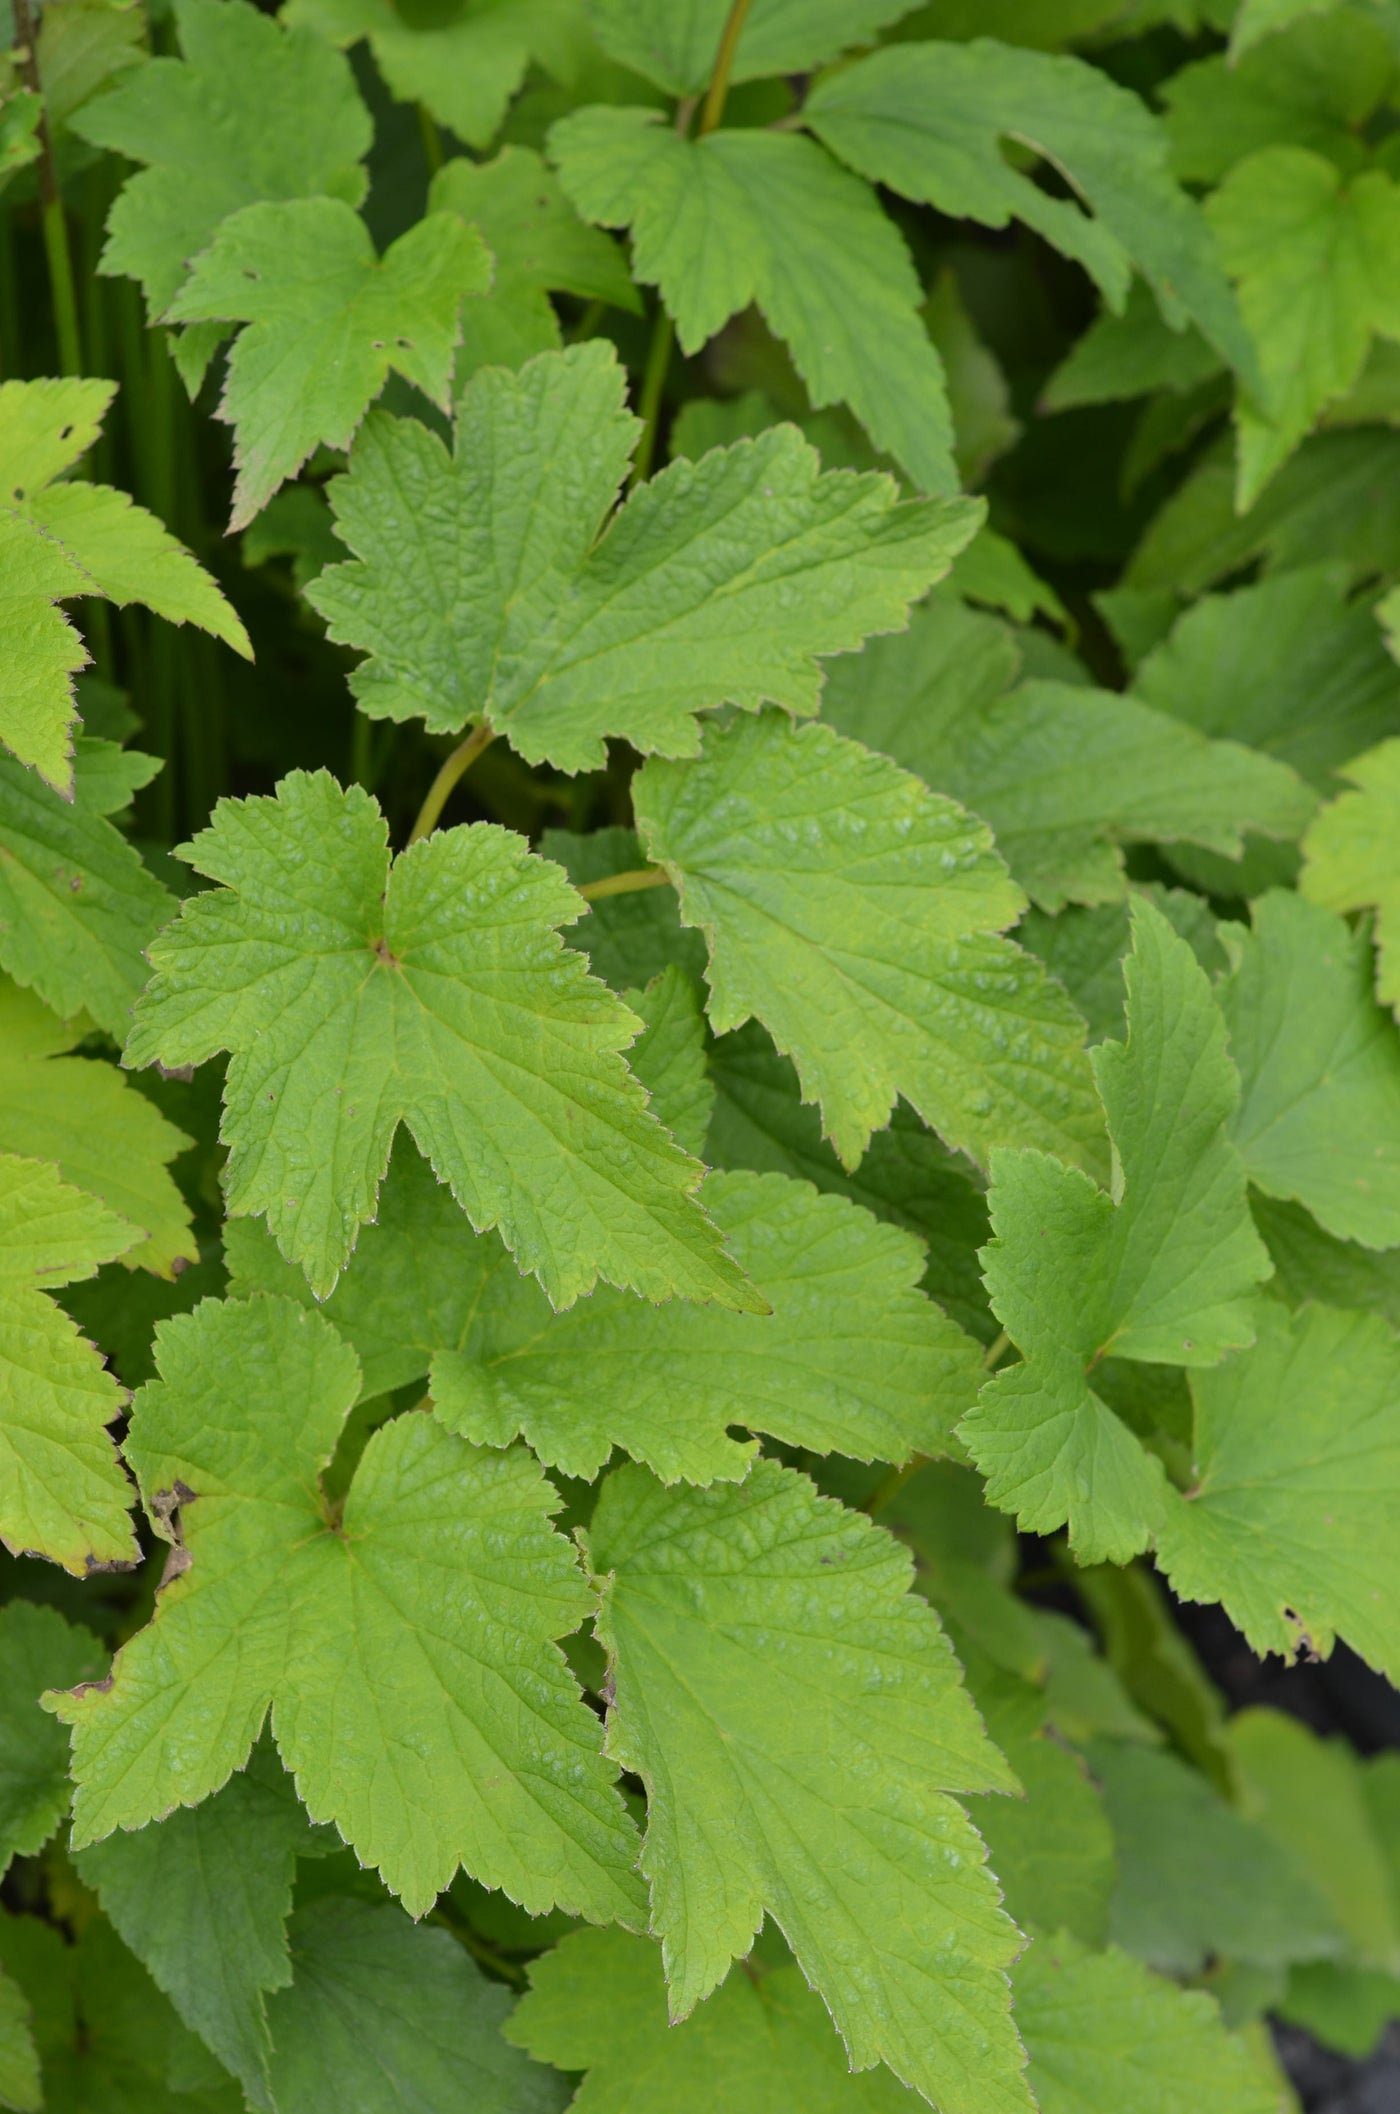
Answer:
[
  {"xmin": 48, "ymin": 1294, "xmax": 647, "ymax": 1925},
  {"xmin": 166, "ymin": 198, "xmax": 490, "ymax": 530},
  {"xmin": 0, "ymin": 1603, "xmax": 103, "ymax": 1876},
  {"xmin": 431, "ymin": 1167, "xmax": 984, "ymax": 1483},
  {"xmin": 1155, "ymin": 1300, "xmax": 1400, "ymax": 1682},
  {"xmin": 1043, "ymin": 281, "xmax": 1222, "ymax": 411},
  {"xmin": 805, "ymin": 38, "xmax": 1257, "ymax": 386},
  {"xmin": 76, "ymin": 1739, "xmax": 325, "ymax": 2112},
  {"xmin": 1219, "ymin": 891, "xmax": 1400, "ymax": 1249},
  {"xmin": 549, "ymin": 111, "xmax": 957, "ymax": 496},
  {"xmin": 1208, "ymin": 147, "xmax": 1400, "ymax": 506},
  {"xmin": 822, "ymin": 599, "xmax": 1314, "ymax": 912},
  {"xmin": 33, "ymin": 0, "xmax": 145, "ymax": 139},
  {"xmin": 586, "ymin": 1459, "xmax": 1031, "ymax": 2114},
  {"xmin": 544, "ymin": 825, "xmax": 707, "ymax": 994},
  {"xmin": 1301, "ymin": 736, "xmax": 1400, "ymax": 1013},
  {"xmin": 0, "ymin": 975, "xmax": 194, "ymax": 1278},
  {"xmin": 265, "ymin": 1896, "xmax": 567, "ymax": 2114},
  {"xmin": 0, "ymin": 509, "xmax": 93, "ymax": 792},
  {"xmin": 961, "ymin": 899, "xmax": 1270, "ymax": 1565},
  {"xmin": 70, "ymin": 0, "xmax": 370, "ymax": 354},
  {"xmin": 584, "ymin": 0, "xmax": 918, "ymax": 94},
  {"xmin": 1231, "ymin": 0, "xmax": 1357, "ymax": 60},
  {"xmin": 633, "ymin": 708, "xmax": 1104, "ymax": 1175},
  {"xmin": 1011, "ymin": 1929, "xmax": 1279, "ymax": 2114},
  {"xmin": 1162, "ymin": 9, "xmax": 1396, "ymax": 184},
  {"xmin": 0, "ymin": 1962, "xmax": 39, "ymax": 2114},
  {"xmin": 0, "ymin": 1153, "xmax": 140, "ymax": 1574},
  {"xmin": 0, "ymin": 738, "xmax": 173, "ymax": 1044},
  {"xmin": 508, "ymin": 1925, "xmax": 919, "ymax": 2112},
  {"xmin": 429, "ymin": 147, "xmax": 638, "ymax": 380},
  {"xmin": 126, "ymin": 770, "xmax": 752, "ymax": 1310},
  {"xmin": 308, "ymin": 341, "xmax": 976, "ymax": 770},
  {"xmin": 622, "ymin": 964, "xmax": 711, "ymax": 1159}
]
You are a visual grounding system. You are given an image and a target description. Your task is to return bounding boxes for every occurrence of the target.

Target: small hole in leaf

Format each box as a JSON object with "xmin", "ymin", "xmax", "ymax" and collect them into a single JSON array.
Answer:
[
  {"xmin": 11, "ymin": 486, "xmax": 23, "ymax": 501},
  {"xmin": 242, "ymin": 267, "xmax": 260, "ymax": 281},
  {"xmin": 59, "ymin": 424, "xmax": 73, "ymax": 440},
  {"xmin": 396, "ymin": 337, "xmax": 412, "ymax": 348}
]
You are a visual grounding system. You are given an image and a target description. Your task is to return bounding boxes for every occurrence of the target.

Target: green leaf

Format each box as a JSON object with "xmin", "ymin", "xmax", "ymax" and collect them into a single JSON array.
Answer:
[
  {"xmin": 1043, "ymin": 281, "xmax": 1222, "ymax": 411},
  {"xmin": 266, "ymin": 1895, "xmax": 567, "ymax": 2114},
  {"xmin": 623, "ymin": 965, "xmax": 712, "ymax": 1159},
  {"xmin": 549, "ymin": 112, "xmax": 958, "ymax": 496},
  {"xmin": 33, "ymin": 0, "xmax": 146, "ymax": 139},
  {"xmin": 1087, "ymin": 1737, "xmax": 1342, "ymax": 1975},
  {"xmin": 0, "ymin": 1602, "xmax": 103, "ymax": 1875},
  {"xmin": 165, "ymin": 198, "xmax": 491, "ymax": 530},
  {"xmin": 307, "ymin": 341, "xmax": 976, "ymax": 770},
  {"xmin": 585, "ymin": 1459, "xmax": 1031, "ymax": 2114},
  {"xmin": 1301, "ymin": 735, "xmax": 1400, "ymax": 1012},
  {"xmin": 0, "ymin": 975, "xmax": 195, "ymax": 1278},
  {"xmin": 1231, "ymin": 0, "xmax": 1362, "ymax": 61},
  {"xmin": 1162, "ymin": 10, "xmax": 1396, "ymax": 184},
  {"xmin": 0, "ymin": 509, "xmax": 94, "ymax": 792},
  {"xmin": 48, "ymin": 1293, "xmax": 647, "ymax": 1925},
  {"xmin": 0, "ymin": 1153, "xmax": 140, "ymax": 1575},
  {"xmin": 0, "ymin": 1963, "xmax": 39, "ymax": 2114},
  {"xmin": 70, "ymin": 0, "xmax": 371, "ymax": 348},
  {"xmin": 429, "ymin": 147, "xmax": 639, "ymax": 380},
  {"xmin": 961, "ymin": 899, "xmax": 1270, "ymax": 1565},
  {"xmin": 1218, "ymin": 890, "xmax": 1400, "ymax": 1249},
  {"xmin": 805, "ymin": 38, "xmax": 1257, "ymax": 387},
  {"xmin": 633, "ymin": 709, "xmax": 1104, "ymax": 1175},
  {"xmin": 821, "ymin": 598, "xmax": 1314, "ymax": 912},
  {"xmin": 1253, "ymin": 1190, "xmax": 1400, "ymax": 1331},
  {"xmin": 0, "ymin": 738, "xmax": 174, "ymax": 1044},
  {"xmin": 75, "ymin": 1738, "xmax": 325, "ymax": 2112},
  {"xmin": 584, "ymin": 0, "xmax": 918, "ymax": 94},
  {"xmin": 1155, "ymin": 1299, "xmax": 1400, "ymax": 1682},
  {"xmin": 509, "ymin": 1925, "xmax": 920, "ymax": 2112},
  {"xmin": 1011, "ymin": 1929, "xmax": 1279, "ymax": 2114},
  {"xmin": 431, "ymin": 1167, "xmax": 984, "ymax": 1483},
  {"xmin": 1208, "ymin": 148, "xmax": 1400, "ymax": 506},
  {"xmin": 543, "ymin": 826, "xmax": 707, "ymax": 994},
  {"xmin": 126, "ymin": 770, "xmax": 753, "ymax": 1309}
]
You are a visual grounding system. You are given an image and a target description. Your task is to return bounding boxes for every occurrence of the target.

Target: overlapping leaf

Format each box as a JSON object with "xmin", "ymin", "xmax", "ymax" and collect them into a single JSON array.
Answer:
[
  {"xmin": 0, "ymin": 1962, "xmax": 38, "ymax": 2114},
  {"xmin": 587, "ymin": 1459, "xmax": 1031, "ymax": 2114},
  {"xmin": 48, "ymin": 1294, "xmax": 646, "ymax": 1925},
  {"xmin": 584, "ymin": 0, "xmax": 916, "ymax": 93},
  {"xmin": 308, "ymin": 341, "xmax": 977, "ymax": 770},
  {"xmin": 1301, "ymin": 735, "xmax": 1400, "ymax": 1011},
  {"xmin": 126, "ymin": 770, "xmax": 752, "ymax": 1308},
  {"xmin": 0, "ymin": 1603, "xmax": 103, "ymax": 1875}
]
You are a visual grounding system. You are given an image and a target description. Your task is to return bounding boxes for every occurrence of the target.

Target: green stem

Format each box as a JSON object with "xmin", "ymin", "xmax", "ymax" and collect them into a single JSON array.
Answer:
[
  {"xmin": 576, "ymin": 865, "xmax": 671, "ymax": 903},
  {"xmin": 13, "ymin": 0, "xmax": 83, "ymax": 375},
  {"xmin": 698, "ymin": 0, "xmax": 753, "ymax": 136},
  {"xmin": 0, "ymin": 212, "xmax": 17, "ymax": 378},
  {"xmin": 418, "ymin": 103, "xmax": 444, "ymax": 177},
  {"xmin": 565, "ymin": 296, "xmax": 606, "ymax": 344},
  {"xmin": 983, "ymin": 1327, "xmax": 1011, "ymax": 1371},
  {"xmin": 629, "ymin": 306, "xmax": 674, "ymax": 487},
  {"xmin": 408, "ymin": 723, "xmax": 496, "ymax": 844},
  {"xmin": 859, "ymin": 1455, "xmax": 925, "ymax": 1519}
]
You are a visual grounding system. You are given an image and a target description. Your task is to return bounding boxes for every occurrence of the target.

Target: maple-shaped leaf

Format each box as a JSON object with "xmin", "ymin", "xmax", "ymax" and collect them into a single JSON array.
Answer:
[
  {"xmin": 1207, "ymin": 147, "xmax": 1400, "ymax": 506},
  {"xmin": 0, "ymin": 1153, "xmax": 140, "ymax": 1575},
  {"xmin": 585, "ymin": 1459, "xmax": 1031, "ymax": 2114},
  {"xmin": 430, "ymin": 147, "xmax": 639, "ymax": 380},
  {"xmin": 430, "ymin": 1167, "xmax": 984, "ymax": 1484},
  {"xmin": 0, "ymin": 508, "xmax": 93, "ymax": 790},
  {"xmin": 1010, "ymin": 1930, "xmax": 1278, "ymax": 2114},
  {"xmin": 165, "ymin": 198, "xmax": 490, "ymax": 530},
  {"xmin": 70, "ymin": 0, "xmax": 371, "ymax": 381},
  {"xmin": 586, "ymin": 0, "xmax": 917, "ymax": 94},
  {"xmin": 0, "ymin": 1603, "xmax": 104, "ymax": 1875},
  {"xmin": 0, "ymin": 975, "xmax": 195, "ymax": 1279},
  {"xmin": 0, "ymin": 737, "xmax": 172, "ymax": 1044},
  {"xmin": 306, "ymin": 341, "xmax": 977, "ymax": 771},
  {"xmin": 509, "ymin": 1925, "xmax": 919, "ymax": 2114},
  {"xmin": 549, "ymin": 113, "xmax": 957, "ymax": 497},
  {"xmin": 0, "ymin": 1961, "xmax": 38, "ymax": 2114},
  {"xmin": 805, "ymin": 38, "xmax": 1257, "ymax": 389},
  {"xmin": 1301, "ymin": 736, "xmax": 1400, "ymax": 1013},
  {"xmin": 1219, "ymin": 891, "xmax": 1400, "ymax": 1249},
  {"xmin": 48, "ymin": 1294, "xmax": 647, "ymax": 1925},
  {"xmin": 633, "ymin": 709, "xmax": 1104, "ymax": 1176},
  {"xmin": 126, "ymin": 770, "xmax": 752, "ymax": 1308},
  {"xmin": 960, "ymin": 899, "xmax": 1271, "ymax": 1566},
  {"xmin": 1155, "ymin": 1299, "xmax": 1400, "ymax": 1682}
]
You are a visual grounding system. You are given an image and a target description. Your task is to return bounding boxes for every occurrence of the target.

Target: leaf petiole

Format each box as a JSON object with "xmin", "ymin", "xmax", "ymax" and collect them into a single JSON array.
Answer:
[
  {"xmin": 576, "ymin": 866, "xmax": 672, "ymax": 903},
  {"xmin": 407, "ymin": 722, "xmax": 497, "ymax": 843}
]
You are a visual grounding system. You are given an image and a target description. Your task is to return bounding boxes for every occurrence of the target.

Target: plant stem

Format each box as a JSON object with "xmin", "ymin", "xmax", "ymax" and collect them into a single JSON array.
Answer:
[
  {"xmin": 576, "ymin": 865, "xmax": 671, "ymax": 903},
  {"xmin": 408, "ymin": 722, "xmax": 496, "ymax": 843},
  {"xmin": 698, "ymin": 0, "xmax": 753, "ymax": 136},
  {"xmin": 13, "ymin": 0, "xmax": 83, "ymax": 375},
  {"xmin": 418, "ymin": 103, "xmax": 444, "ymax": 177},
  {"xmin": 629, "ymin": 306, "xmax": 674, "ymax": 486},
  {"xmin": 983, "ymin": 1327, "xmax": 1011, "ymax": 1370},
  {"xmin": 565, "ymin": 296, "xmax": 606, "ymax": 344}
]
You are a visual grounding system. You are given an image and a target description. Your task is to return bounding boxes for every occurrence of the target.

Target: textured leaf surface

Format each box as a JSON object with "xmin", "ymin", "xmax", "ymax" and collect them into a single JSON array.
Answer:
[
  {"xmin": 70, "ymin": 0, "xmax": 370, "ymax": 326},
  {"xmin": 0, "ymin": 1154, "xmax": 139, "ymax": 1574},
  {"xmin": 1155, "ymin": 1299, "xmax": 1400, "ymax": 1682},
  {"xmin": 550, "ymin": 113, "xmax": 957, "ymax": 496},
  {"xmin": 1301, "ymin": 735, "xmax": 1400, "ymax": 1011},
  {"xmin": 587, "ymin": 1460, "xmax": 1031, "ymax": 2114},
  {"xmin": 49, "ymin": 1294, "xmax": 646, "ymax": 1924},
  {"xmin": 0, "ymin": 509, "xmax": 93, "ymax": 791},
  {"xmin": 1219, "ymin": 890, "xmax": 1400, "ymax": 1249},
  {"xmin": 0, "ymin": 1962, "xmax": 38, "ymax": 2114},
  {"xmin": 166, "ymin": 198, "xmax": 490, "ymax": 529},
  {"xmin": 0, "ymin": 1603, "xmax": 103, "ymax": 1875},
  {"xmin": 126, "ymin": 770, "xmax": 751, "ymax": 1309},
  {"xmin": 805, "ymin": 38, "xmax": 1255, "ymax": 383},
  {"xmin": 267, "ymin": 1895, "xmax": 566, "ymax": 2114},
  {"xmin": 307, "ymin": 341, "xmax": 975, "ymax": 770},
  {"xmin": 962, "ymin": 901, "xmax": 1270, "ymax": 1564},
  {"xmin": 509, "ymin": 1926, "xmax": 919, "ymax": 2112},
  {"xmin": 623, "ymin": 965, "xmax": 712, "ymax": 1160},
  {"xmin": 585, "ymin": 0, "xmax": 915, "ymax": 94},
  {"xmin": 0, "ymin": 738, "xmax": 173, "ymax": 1043},
  {"xmin": 634, "ymin": 709, "xmax": 1103, "ymax": 1174},
  {"xmin": 431, "ymin": 1168, "xmax": 983, "ymax": 1483}
]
